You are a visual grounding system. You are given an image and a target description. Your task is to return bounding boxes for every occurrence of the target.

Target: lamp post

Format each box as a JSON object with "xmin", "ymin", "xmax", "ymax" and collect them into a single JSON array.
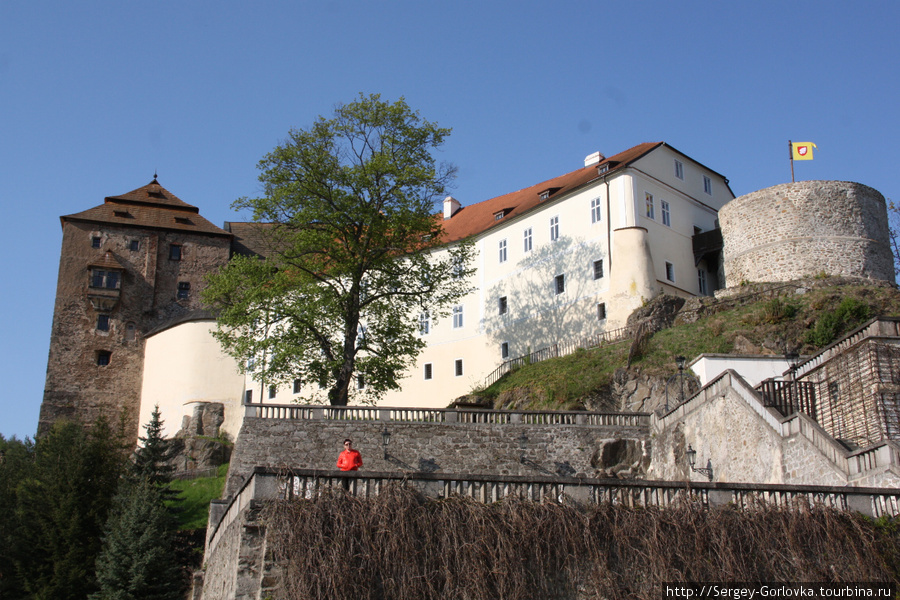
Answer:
[
  {"xmin": 664, "ymin": 356, "xmax": 694, "ymax": 412},
  {"xmin": 784, "ymin": 351, "xmax": 800, "ymax": 381},
  {"xmin": 686, "ymin": 444, "xmax": 714, "ymax": 481},
  {"xmin": 381, "ymin": 428, "xmax": 391, "ymax": 460}
]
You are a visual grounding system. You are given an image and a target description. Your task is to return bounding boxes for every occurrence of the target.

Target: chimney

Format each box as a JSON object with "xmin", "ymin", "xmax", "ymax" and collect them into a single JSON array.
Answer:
[
  {"xmin": 584, "ymin": 151, "xmax": 605, "ymax": 167},
  {"xmin": 443, "ymin": 195, "xmax": 461, "ymax": 219}
]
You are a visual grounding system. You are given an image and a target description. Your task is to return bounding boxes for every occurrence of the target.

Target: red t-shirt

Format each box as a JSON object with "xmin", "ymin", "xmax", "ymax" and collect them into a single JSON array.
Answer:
[{"xmin": 337, "ymin": 449, "xmax": 362, "ymax": 471}]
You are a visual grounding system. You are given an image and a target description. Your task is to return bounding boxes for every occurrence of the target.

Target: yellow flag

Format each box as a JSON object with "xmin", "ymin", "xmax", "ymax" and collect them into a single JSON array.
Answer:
[{"xmin": 792, "ymin": 142, "xmax": 816, "ymax": 160}]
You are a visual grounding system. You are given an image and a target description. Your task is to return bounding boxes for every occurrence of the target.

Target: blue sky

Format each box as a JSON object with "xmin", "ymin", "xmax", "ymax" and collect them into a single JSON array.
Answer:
[{"xmin": 2, "ymin": 1, "xmax": 898, "ymax": 439}]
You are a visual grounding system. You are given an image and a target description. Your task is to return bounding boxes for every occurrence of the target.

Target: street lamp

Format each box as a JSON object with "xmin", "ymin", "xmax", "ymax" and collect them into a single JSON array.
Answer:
[
  {"xmin": 664, "ymin": 355, "xmax": 693, "ymax": 412},
  {"xmin": 686, "ymin": 444, "xmax": 714, "ymax": 481}
]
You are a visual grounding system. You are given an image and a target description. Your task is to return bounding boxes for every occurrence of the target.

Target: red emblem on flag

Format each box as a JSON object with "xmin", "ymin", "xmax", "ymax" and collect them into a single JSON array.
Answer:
[{"xmin": 797, "ymin": 146, "xmax": 808, "ymax": 156}]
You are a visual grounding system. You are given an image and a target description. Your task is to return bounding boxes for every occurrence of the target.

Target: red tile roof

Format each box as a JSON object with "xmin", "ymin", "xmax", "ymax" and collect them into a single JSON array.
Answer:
[
  {"xmin": 62, "ymin": 179, "xmax": 231, "ymax": 237},
  {"xmin": 438, "ymin": 142, "xmax": 662, "ymax": 243}
]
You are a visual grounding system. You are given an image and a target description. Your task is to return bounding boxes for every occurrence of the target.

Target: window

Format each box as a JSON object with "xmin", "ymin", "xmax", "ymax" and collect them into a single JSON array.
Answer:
[
  {"xmin": 97, "ymin": 350, "xmax": 111, "ymax": 366},
  {"xmin": 125, "ymin": 322, "xmax": 136, "ymax": 341},
  {"xmin": 357, "ymin": 374, "xmax": 365, "ymax": 390},
  {"xmin": 550, "ymin": 215, "xmax": 559, "ymax": 241},
  {"xmin": 247, "ymin": 356, "xmax": 256, "ymax": 370},
  {"xmin": 498, "ymin": 239, "xmax": 507, "ymax": 263},
  {"xmin": 269, "ymin": 385, "xmax": 277, "ymax": 399},
  {"xmin": 177, "ymin": 281, "xmax": 190, "ymax": 300},
  {"xmin": 452, "ymin": 305, "xmax": 464, "ymax": 329},
  {"xmin": 593, "ymin": 259, "xmax": 604, "ymax": 280},
  {"xmin": 523, "ymin": 228, "xmax": 533, "ymax": 253},
  {"xmin": 97, "ymin": 314, "xmax": 110, "ymax": 331},
  {"xmin": 501, "ymin": 342, "xmax": 509, "ymax": 360},
  {"xmin": 675, "ymin": 160, "xmax": 684, "ymax": 180},
  {"xmin": 169, "ymin": 244, "xmax": 182, "ymax": 260},
  {"xmin": 703, "ymin": 176, "xmax": 712, "ymax": 195},
  {"xmin": 455, "ymin": 359, "xmax": 463, "ymax": 377},
  {"xmin": 419, "ymin": 311, "xmax": 431, "ymax": 335},
  {"xmin": 92, "ymin": 236, "xmax": 101, "ymax": 248},
  {"xmin": 245, "ymin": 389, "xmax": 253, "ymax": 404},
  {"xmin": 494, "ymin": 210, "xmax": 505, "ymax": 221},
  {"xmin": 665, "ymin": 262, "xmax": 675, "ymax": 283},
  {"xmin": 90, "ymin": 269, "xmax": 120, "ymax": 289},
  {"xmin": 597, "ymin": 302, "xmax": 607, "ymax": 320},
  {"xmin": 555, "ymin": 274, "xmax": 565, "ymax": 295},
  {"xmin": 129, "ymin": 239, "xmax": 140, "ymax": 251},
  {"xmin": 293, "ymin": 379, "xmax": 302, "ymax": 394},
  {"xmin": 698, "ymin": 269, "xmax": 708, "ymax": 295},
  {"xmin": 661, "ymin": 200, "xmax": 671, "ymax": 227},
  {"xmin": 645, "ymin": 193, "xmax": 655, "ymax": 219},
  {"xmin": 591, "ymin": 197, "xmax": 602, "ymax": 223},
  {"xmin": 498, "ymin": 296, "xmax": 508, "ymax": 315},
  {"xmin": 424, "ymin": 363, "xmax": 433, "ymax": 380}
]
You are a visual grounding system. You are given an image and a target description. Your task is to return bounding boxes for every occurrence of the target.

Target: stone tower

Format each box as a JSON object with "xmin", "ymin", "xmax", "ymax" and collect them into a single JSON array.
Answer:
[
  {"xmin": 719, "ymin": 181, "xmax": 894, "ymax": 286},
  {"xmin": 39, "ymin": 180, "xmax": 232, "ymax": 440}
]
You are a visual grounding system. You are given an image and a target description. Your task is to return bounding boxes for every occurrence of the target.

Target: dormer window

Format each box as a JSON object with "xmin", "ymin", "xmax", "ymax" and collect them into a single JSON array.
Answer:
[
  {"xmin": 114, "ymin": 210, "xmax": 132, "ymax": 218},
  {"xmin": 538, "ymin": 187, "xmax": 560, "ymax": 201},
  {"xmin": 494, "ymin": 210, "xmax": 506, "ymax": 221},
  {"xmin": 597, "ymin": 163, "xmax": 609, "ymax": 174},
  {"xmin": 174, "ymin": 216, "xmax": 193, "ymax": 225}
]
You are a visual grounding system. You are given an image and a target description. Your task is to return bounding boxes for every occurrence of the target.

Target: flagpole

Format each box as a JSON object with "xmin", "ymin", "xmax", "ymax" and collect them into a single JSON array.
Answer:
[{"xmin": 789, "ymin": 140, "xmax": 795, "ymax": 183}]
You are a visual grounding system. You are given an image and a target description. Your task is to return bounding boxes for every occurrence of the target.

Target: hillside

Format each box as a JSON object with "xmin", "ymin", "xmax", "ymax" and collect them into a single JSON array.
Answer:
[{"xmin": 473, "ymin": 278, "xmax": 900, "ymax": 412}]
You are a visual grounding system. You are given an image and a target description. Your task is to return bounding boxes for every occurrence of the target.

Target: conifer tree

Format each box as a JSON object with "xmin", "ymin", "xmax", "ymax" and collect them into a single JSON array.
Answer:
[
  {"xmin": 14, "ymin": 418, "xmax": 126, "ymax": 600},
  {"xmin": 132, "ymin": 406, "xmax": 177, "ymax": 497},
  {"xmin": 91, "ymin": 478, "xmax": 183, "ymax": 600},
  {"xmin": 0, "ymin": 434, "xmax": 34, "ymax": 599}
]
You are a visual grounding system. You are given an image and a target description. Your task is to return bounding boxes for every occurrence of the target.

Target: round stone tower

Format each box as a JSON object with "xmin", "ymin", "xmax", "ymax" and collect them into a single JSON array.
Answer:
[{"xmin": 719, "ymin": 181, "xmax": 894, "ymax": 285}]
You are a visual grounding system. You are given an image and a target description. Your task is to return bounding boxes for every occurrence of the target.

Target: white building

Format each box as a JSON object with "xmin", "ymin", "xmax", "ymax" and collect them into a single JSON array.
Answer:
[{"xmin": 239, "ymin": 141, "xmax": 734, "ymax": 414}]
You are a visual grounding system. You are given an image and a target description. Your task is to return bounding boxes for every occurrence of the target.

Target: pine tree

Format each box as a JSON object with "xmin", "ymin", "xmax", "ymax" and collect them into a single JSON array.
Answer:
[
  {"xmin": 132, "ymin": 405, "xmax": 177, "ymax": 486},
  {"xmin": 14, "ymin": 418, "xmax": 127, "ymax": 600},
  {"xmin": 91, "ymin": 478, "xmax": 183, "ymax": 600}
]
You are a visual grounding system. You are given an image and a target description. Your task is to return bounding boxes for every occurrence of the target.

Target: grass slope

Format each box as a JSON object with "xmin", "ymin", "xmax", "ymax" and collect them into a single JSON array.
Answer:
[{"xmin": 477, "ymin": 280, "xmax": 900, "ymax": 410}]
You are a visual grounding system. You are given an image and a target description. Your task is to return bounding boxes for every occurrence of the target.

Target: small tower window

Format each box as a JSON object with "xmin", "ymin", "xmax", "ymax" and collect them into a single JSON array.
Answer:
[
  {"xmin": 177, "ymin": 282, "xmax": 191, "ymax": 300},
  {"xmin": 125, "ymin": 322, "xmax": 136, "ymax": 341},
  {"xmin": 96, "ymin": 314, "xmax": 110, "ymax": 331},
  {"xmin": 169, "ymin": 244, "xmax": 182, "ymax": 260},
  {"xmin": 97, "ymin": 350, "xmax": 111, "ymax": 366},
  {"xmin": 129, "ymin": 240, "xmax": 140, "ymax": 251},
  {"xmin": 92, "ymin": 236, "xmax": 102, "ymax": 249}
]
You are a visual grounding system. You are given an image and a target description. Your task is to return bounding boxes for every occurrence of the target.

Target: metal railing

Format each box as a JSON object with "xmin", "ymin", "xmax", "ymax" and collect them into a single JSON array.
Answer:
[
  {"xmin": 482, "ymin": 325, "xmax": 634, "ymax": 388},
  {"xmin": 757, "ymin": 378, "xmax": 818, "ymax": 419},
  {"xmin": 245, "ymin": 403, "xmax": 651, "ymax": 428}
]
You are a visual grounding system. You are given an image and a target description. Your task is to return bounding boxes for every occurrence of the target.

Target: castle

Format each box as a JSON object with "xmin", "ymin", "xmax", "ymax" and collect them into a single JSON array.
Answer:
[
  {"xmin": 39, "ymin": 142, "xmax": 900, "ymax": 599},
  {"xmin": 41, "ymin": 142, "xmax": 744, "ymax": 440}
]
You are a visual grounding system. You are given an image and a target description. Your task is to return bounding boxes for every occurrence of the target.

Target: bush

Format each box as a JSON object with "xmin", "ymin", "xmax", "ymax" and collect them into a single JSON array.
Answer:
[{"xmin": 806, "ymin": 297, "xmax": 872, "ymax": 347}]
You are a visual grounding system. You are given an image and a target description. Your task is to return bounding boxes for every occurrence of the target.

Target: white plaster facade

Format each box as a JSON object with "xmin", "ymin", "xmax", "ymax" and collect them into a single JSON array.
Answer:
[
  {"xmin": 140, "ymin": 319, "xmax": 245, "ymax": 440},
  {"xmin": 690, "ymin": 354, "xmax": 796, "ymax": 388},
  {"xmin": 252, "ymin": 142, "xmax": 733, "ymax": 408}
]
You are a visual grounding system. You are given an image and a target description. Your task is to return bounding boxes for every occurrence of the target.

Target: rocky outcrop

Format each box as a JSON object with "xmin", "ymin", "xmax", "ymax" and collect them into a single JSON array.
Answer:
[{"xmin": 168, "ymin": 402, "xmax": 232, "ymax": 475}]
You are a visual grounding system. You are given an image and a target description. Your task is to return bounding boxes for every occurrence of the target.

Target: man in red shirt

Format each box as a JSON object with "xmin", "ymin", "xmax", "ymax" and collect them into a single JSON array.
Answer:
[{"xmin": 337, "ymin": 438, "xmax": 363, "ymax": 471}]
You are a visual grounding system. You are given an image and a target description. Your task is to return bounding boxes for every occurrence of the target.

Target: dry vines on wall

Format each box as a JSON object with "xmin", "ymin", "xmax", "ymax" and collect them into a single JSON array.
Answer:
[{"xmin": 262, "ymin": 485, "xmax": 899, "ymax": 600}]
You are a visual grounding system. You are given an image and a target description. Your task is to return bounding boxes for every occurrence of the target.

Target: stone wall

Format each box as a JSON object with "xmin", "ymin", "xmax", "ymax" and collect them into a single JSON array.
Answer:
[
  {"xmin": 649, "ymin": 371, "xmax": 900, "ymax": 487},
  {"xmin": 225, "ymin": 416, "xmax": 651, "ymax": 496},
  {"xmin": 40, "ymin": 219, "xmax": 230, "ymax": 440},
  {"xmin": 719, "ymin": 181, "xmax": 894, "ymax": 286}
]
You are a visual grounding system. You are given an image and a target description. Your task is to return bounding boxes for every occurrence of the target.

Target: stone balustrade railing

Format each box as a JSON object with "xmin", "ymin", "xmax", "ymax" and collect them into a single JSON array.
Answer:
[
  {"xmin": 244, "ymin": 403, "xmax": 650, "ymax": 427},
  {"xmin": 205, "ymin": 467, "xmax": 900, "ymax": 558}
]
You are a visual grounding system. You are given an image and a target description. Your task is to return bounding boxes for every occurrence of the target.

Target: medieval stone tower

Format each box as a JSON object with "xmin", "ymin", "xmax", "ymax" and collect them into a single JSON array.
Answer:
[
  {"xmin": 719, "ymin": 181, "xmax": 895, "ymax": 286},
  {"xmin": 39, "ymin": 180, "xmax": 232, "ymax": 440}
]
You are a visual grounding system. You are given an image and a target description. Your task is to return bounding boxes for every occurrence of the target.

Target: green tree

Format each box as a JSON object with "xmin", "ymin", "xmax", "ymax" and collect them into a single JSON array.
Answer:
[
  {"xmin": 13, "ymin": 419, "xmax": 126, "ymax": 600},
  {"xmin": 91, "ymin": 478, "xmax": 183, "ymax": 600},
  {"xmin": 0, "ymin": 434, "xmax": 34, "ymax": 599},
  {"xmin": 132, "ymin": 406, "xmax": 177, "ymax": 491},
  {"xmin": 203, "ymin": 93, "xmax": 474, "ymax": 406}
]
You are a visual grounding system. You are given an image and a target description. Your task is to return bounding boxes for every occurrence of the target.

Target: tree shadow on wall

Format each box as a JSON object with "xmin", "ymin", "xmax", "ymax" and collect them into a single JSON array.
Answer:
[{"xmin": 483, "ymin": 236, "xmax": 607, "ymax": 360}]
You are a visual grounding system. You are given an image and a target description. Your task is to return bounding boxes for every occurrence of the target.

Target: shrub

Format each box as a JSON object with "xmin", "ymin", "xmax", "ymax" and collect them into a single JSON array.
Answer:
[{"xmin": 806, "ymin": 297, "xmax": 872, "ymax": 347}]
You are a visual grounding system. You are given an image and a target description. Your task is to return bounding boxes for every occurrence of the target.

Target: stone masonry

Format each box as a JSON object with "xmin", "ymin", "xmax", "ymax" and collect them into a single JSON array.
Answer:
[
  {"xmin": 719, "ymin": 181, "xmax": 894, "ymax": 286},
  {"xmin": 225, "ymin": 416, "xmax": 651, "ymax": 497}
]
